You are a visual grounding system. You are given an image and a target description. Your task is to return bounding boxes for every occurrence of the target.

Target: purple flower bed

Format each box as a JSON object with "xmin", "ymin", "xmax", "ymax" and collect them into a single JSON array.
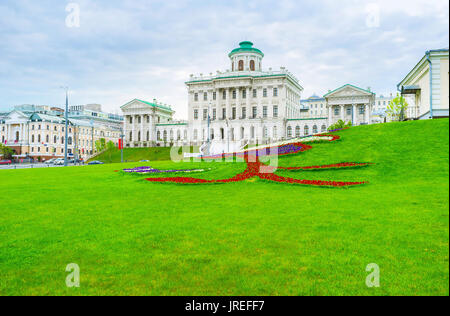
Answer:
[{"xmin": 123, "ymin": 166, "xmax": 205, "ymax": 174}]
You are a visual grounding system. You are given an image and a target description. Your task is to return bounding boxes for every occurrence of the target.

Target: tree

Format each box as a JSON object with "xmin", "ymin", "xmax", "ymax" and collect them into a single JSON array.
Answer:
[
  {"xmin": 328, "ymin": 119, "xmax": 352, "ymax": 131},
  {"xmin": 0, "ymin": 144, "xmax": 14, "ymax": 160},
  {"xmin": 95, "ymin": 138, "xmax": 106, "ymax": 153},
  {"xmin": 386, "ymin": 93, "xmax": 409, "ymax": 121},
  {"xmin": 106, "ymin": 141, "xmax": 116, "ymax": 163}
]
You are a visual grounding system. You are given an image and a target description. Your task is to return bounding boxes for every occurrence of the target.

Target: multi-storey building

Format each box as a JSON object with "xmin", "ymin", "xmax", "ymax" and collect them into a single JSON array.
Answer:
[
  {"xmin": 398, "ymin": 48, "xmax": 449, "ymax": 120},
  {"xmin": 0, "ymin": 104, "xmax": 122, "ymax": 161},
  {"xmin": 372, "ymin": 94, "xmax": 394, "ymax": 123},
  {"xmin": 122, "ymin": 41, "xmax": 328, "ymax": 151},
  {"xmin": 301, "ymin": 95, "xmax": 327, "ymax": 118}
]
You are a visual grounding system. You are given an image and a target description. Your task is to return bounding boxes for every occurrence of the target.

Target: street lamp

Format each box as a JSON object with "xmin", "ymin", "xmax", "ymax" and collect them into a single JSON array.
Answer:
[{"xmin": 61, "ymin": 86, "xmax": 69, "ymax": 167}]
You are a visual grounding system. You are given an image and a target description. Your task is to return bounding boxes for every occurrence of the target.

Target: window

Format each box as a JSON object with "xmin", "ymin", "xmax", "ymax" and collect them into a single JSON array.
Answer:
[
  {"xmin": 251, "ymin": 126, "xmax": 255, "ymax": 139},
  {"xmin": 213, "ymin": 92, "xmax": 216, "ymax": 100},
  {"xmin": 184, "ymin": 130, "xmax": 187, "ymax": 139},
  {"xmin": 220, "ymin": 128, "xmax": 225, "ymax": 140},
  {"xmin": 138, "ymin": 131, "xmax": 141, "ymax": 142},
  {"xmin": 232, "ymin": 90, "xmax": 236, "ymax": 99},
  {"xmin": 313, "ymin": 125, "xmax": 318, "ymax": 134},
  {"xmin": 242, "ymin": 89, "xmax": 246, "ymax": 99},
  {"xmin": 147, "ymin": 131, "xmax": 150, "ymax": 141},
  {"xmin": 321, "ymin": 125, "xmax": 327, "ymax": 132},
  {"xmin": 138, "ymin": 116, "xmax": 141, "ymax": 124},
  {"xmin": 263, "ymin": 127, "xmax": 268, "ymax": 139},
  {"xmin": 162, "ymin": 130, "xmax": 167, "ymax": 141},
  {"xmin": 193, "ymin": 129, "xmax": 198, "ymax": 140},
  {"xmin": 222, "ymin": 108, "xmax": 226, "ymax": 119},
  {"xmin": 359, "ymin": 106, "xmax": 365, "ymax": 114},
  {"xmin": 347, "ymin": 107, "xmax": 352, "ymax": 115},
  {"xmin": 263, "ymin": 88, "xmax": 267, "ymax": 97},
  {"xmin": 263, "ymin": 106, "xmax": 268, "ymax": 118},
  {"xmin": 253, "ymin": 89, "xmax": 257, "ymax": 98},
  {"xmin": 238, "ymin": 60, "xmax": 244, "ymax": 71},
  {"xmin": 273, "ymin": 106, "xmax": 278, "ymax": 118},
  {"xmin": 273, "ymin": 88, "xmax": 278, "ymax": 97},
  {"xmin": 32, "ymin": 135, "xmax": 35, "ymax": 143},
  {"xmin": 273, "ymin": 126, "xmax": 277, "ymax": 139},
  {"xmin": 242, "ymin": 107, "xmax": 246, "ymax": 119},
  {"xmin": 157, "ymin": 131, "xmax": 161, "ymax": 141},
  {"xmin": 295, "ymin": 126, "xmax": 300, "ymax": 137},
  {"xmin": 287, "ymin": 126, "xmax": 292, "ymax": 138},
  {"xmin": 250, "ymin": 60, "xmax": 255, "ymax": 71},
  {"xmin": 212, "ymin": 109, "xmax": 216, "ymax": 120},
  {"xmin": 194, "ymin": 93, "xmax": 198, "ymax": 101},
  {"xmin": 46, "ymin": 135, "xmax": 49, "ymax": 143},
  {"xmin": 252, "ymin": 107, "xmax": 257, "ymax": 118},
  {"xmin": 304, "ymin": 126, "xmax": 309, "ymax": 136},
  {"xmin": 240, "ymin": 127, "xmax": 244, "ymax": 139},
  {"xmin": 170, "ymin": 130, "xmax": 174, "ymax": 140},
  {"xmin": 334, "ymin": 107, "xmax": 340, "ymax": 116},
  {"xmin": 223, "ymin": 91, "xmax": 226, "ymax": 100},
  {"xmin": 194, "ymin": 109, "xmax": 199, "ymax": 120},
  {"xmin": 232, "ymin": 107, "xmax": 236, "ymax": 120},
  {"xmin": 204, "ymin": 92, "xmax": 207, "ymax": 101},
  {"xmin": 203, "ymin": 109, "xmax": 208, "ymax": 120},
  {"xmin": 210, "ymin": 128, "xmax": 214, "ymax": 140},
  {"xmin": 129, "ymin": 117, "xmax": 133, "ymax": 124},
  {"xmin": 129, "ymin": 132, "xmax": 133, "ymax": 141}
]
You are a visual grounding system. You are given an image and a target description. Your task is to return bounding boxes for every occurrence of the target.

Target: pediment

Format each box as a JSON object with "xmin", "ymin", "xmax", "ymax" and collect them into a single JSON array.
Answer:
[
  {"xmin": 120, "ymin": 99, "xmax": 152, "ymax": 111},
  {"xmin": 325, "ymin": 85, "xmax": 373, "ymax": 98},
  {"xmin": 6, "ymin": 110, "xmax": 29, "ymax": 121}
]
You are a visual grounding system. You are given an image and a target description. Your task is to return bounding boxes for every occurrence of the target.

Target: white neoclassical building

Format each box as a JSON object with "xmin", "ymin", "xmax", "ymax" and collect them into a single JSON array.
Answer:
[
  {"xmin": 324, "ymin": 84, "xmax": 375, "ymax": 126},
  {"xmin": 122, "ymin": 41, "xmax": 329, "ymax": 150}
]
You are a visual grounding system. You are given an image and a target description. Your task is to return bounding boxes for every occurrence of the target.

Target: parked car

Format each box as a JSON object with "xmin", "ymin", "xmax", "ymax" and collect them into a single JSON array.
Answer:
[
  {"xmin": 45, "ymin": 158, "xmax": 57, "ymax": 165},
  {"xmin": 88, "ymin": 160, "xmax": 104, "ymax": 165},
  {"xmin": 53, "ymin": 159, "xmax": 65, "ymax": 166},
  {"xmin": 0, "ymin": 159, "xmax": 12, "ymax": 165}
]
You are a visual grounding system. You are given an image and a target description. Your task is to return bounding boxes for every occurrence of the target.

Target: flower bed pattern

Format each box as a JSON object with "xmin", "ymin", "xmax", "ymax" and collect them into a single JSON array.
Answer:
[
  {"xmin": 123, "ymin": 166, "xmax": 208, "ymax": 174},
  {"xmin": 138, "ymin": 134, "xmax": 372, "ymax": 187}
]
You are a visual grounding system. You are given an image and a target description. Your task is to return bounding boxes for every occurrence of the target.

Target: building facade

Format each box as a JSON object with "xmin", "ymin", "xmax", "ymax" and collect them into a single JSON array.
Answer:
[
  {"xmin": 324, "ymin": 84, "xmax": 375, "ymax": 126},
  {"xmin": 301, "ymin": 95, "xmax": 327, "ymax": 118},
  {"xmin": 122, "ymin": 41, "xmax": 329, "ymax": 151},
  {"xmin": 398, "ymin": 48, "xmax": 449, "ymax": 120},
  {"xmin": 372, "ymin": 93, "xmax": 394, "ymax": 123},
  {"xmin": 0, "ymin": 104, "xmax": 122, "ymax": 161}
]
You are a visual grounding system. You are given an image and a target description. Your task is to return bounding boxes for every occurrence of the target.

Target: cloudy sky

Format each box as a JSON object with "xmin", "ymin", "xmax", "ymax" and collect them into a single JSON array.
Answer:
[{"xmin": 0, "ymin": 0, "xmax": 448, "ymax": 118}]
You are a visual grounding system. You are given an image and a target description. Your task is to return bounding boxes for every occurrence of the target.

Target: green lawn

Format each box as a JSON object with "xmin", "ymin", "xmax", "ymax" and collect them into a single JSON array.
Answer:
[
  {"xmin": 90, "ymin": 146, "xmax": 199, "ymax": 163},
  {"xmin": 0, "ymin": 119, "xmax": 448, "ymax": 296}
]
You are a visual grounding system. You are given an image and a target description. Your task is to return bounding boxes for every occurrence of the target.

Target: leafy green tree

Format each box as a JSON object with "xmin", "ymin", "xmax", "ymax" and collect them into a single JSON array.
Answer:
[
  {"xmin": 0, "ymin": 144, "xmax": 14, "ymax": 160},
  {"xmin": 106, "ymin": 141, "xmax": 116, "ymax": 163},
  {"xmin": 328, "ymin": 119, "xmax": 352, "ymax": 131},
  {"xmin": 387, "ymin": 93, "xmax": 409, "ymax": 121},
  {"xmin": 95, "ymin": 138, "xmax": 106, "ymax": 153}
]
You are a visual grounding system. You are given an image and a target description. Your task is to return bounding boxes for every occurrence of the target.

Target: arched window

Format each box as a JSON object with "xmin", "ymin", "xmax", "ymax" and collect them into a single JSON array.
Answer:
[
  {"xmin": 295, "ymin": 125, "xmax": 300, "ymax": 137},
  {"xmin": 313, "ymin": 125, "xmax": 318, "ymax": 134},
  {"xmin": 170, "ymin": 130, "xmax": 174, "ymax": 140},
  {"xmin": 250, "ymin": 60, "xmax": 255, "ymax": 71},
  {"xmin": 304, "ymin": 126, "xmax": 309, "ymax": 136},
  {"xmin": 177, "ymin": 130, "xmax": 181, "ymax": 140},
  {"xmin": 287, "ymin": 126, "xmax": 292, "ymax": 138},
  {"xmin": 163, "ymin": 130, "xmax": 167, "ymax": 141},
  {"xmin": 193, "ymin": 129, "xmax": 198, "ymax": 140},
  {"xmin": 220, "ymin": 128, "xmax": 224, "ymax": 140},
  {"xmin": 157, "ymin": 131, "xmax": 161, "ymax": 140},
  {"xmin": 321, "ymin": 125, "xmax": 327, "ymax": 132},
  {"xmin": 238, "ymin": 60, "xmax": 244, "ymax": 71}
]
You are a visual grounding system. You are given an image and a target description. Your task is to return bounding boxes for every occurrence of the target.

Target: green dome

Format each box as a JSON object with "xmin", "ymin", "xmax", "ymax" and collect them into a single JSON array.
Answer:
[{"xmin": 229, "ymin": 41, "xmax": 264, "ymax": 57}]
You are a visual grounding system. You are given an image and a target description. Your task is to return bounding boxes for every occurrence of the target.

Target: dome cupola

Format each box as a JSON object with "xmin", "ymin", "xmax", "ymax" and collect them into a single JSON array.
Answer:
[{"xmin": 229, "ymin": 41, "xmax": 264, "ymax": 72}]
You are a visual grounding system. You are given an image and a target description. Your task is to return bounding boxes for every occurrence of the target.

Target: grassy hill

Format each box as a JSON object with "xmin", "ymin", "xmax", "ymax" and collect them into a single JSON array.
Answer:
[
  {"xmin": 0, "ymin": 119, "xmax": 448, "ymax": 296},
  {"xmin": 89, "ymin": 146, "xmax": 199, "ymax": 163}
]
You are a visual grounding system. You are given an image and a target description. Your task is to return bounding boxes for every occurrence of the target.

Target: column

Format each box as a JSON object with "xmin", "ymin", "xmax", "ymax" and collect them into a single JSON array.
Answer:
[
  {"xmin": 352, "ymin": 104, "xmax": 356, "ymax": 125},
  {"xmin": 340, "ymin": 105, "xmax": 345, "ymax": 121},
  {"xmin": 327, "ymin": 105, "xmax": 332, "ymax": 126},
  {"xmin": 365, "ymin": 104, "xmax": 370, "ymax": 124},
  {"xmin": 141, "ymin": 115, "xmax": 144, "ymax": 146}
]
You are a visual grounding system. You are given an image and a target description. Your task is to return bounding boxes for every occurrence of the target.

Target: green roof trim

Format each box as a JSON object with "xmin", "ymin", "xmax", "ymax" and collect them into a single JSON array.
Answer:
[
  {"xmin": 186, "ymin": 73, "xmax": 297, "ymax": 84},
  {"xmin": 229, "ymin": 41, "xmax": 264, "ymax": 58},
  {"xmin": 156, "ymin": 123, "xmax": 187, "ymax": 126},
  {"xmin": 287, "ymin": 118, "xmax": 327, "ymax": 121},
  {"xmin": 323, "ymin": 84, "xmax": 375, "ymax": 98},
  {"xmin": 135, "ymin": 99, "xmax": 173, "ymax": 112}
]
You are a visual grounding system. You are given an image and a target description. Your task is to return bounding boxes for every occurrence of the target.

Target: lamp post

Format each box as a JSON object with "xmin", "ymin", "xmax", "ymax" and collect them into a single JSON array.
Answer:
[
  {"xmin": 120, "ymin": 127, "xmax": 124, "ymax": 163},
  {"xmin": 61, "ymin": 86, "xmax": 69, "ymax": 167}
]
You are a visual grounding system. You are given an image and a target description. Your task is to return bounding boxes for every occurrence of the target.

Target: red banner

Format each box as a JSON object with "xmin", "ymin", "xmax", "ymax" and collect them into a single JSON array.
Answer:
[{"xmin": 118, "ymin": 139, "xmax": 123, "ymax": 150}]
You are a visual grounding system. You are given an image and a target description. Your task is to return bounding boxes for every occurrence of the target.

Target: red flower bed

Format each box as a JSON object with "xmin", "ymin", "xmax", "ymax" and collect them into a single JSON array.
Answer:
[{"xmin": 144, "ymin": 134, "xmax": 372, "ymax": 187}]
